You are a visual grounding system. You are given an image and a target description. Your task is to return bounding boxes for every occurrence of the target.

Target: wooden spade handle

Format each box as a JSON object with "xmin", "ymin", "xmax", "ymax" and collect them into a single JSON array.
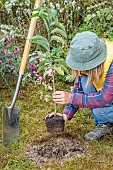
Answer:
[{"xmin": 19, "ymin": 0, "xmax": 43, "ymax": 75}]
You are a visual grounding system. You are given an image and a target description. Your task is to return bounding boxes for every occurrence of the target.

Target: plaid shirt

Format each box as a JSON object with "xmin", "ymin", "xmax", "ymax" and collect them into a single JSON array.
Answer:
[{"xmin": 62, "ymin": 62, "xmax": 113, "ymax": 120}]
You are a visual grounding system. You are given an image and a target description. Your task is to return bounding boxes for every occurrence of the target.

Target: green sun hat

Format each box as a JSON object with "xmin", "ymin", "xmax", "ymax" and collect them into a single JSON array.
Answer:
[{"xmin": 66, "ymin": 31, "xmax": 107, "ymax": 70}]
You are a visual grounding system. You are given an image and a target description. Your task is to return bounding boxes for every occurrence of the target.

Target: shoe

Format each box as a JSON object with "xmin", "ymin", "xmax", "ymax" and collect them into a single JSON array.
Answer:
[{"xmin": 84, "ymin": 123, "xmax": 113, "ymax": 141}]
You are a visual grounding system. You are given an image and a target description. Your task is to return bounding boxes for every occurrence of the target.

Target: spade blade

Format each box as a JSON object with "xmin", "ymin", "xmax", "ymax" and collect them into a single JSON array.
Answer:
[{"xmin": 2, "ymin": 107, "xmax": 20, "ymax": 146}]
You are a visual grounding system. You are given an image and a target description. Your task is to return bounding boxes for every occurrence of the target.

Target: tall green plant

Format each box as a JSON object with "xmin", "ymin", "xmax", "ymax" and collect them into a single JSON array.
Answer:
[{"xmin": 30, "ymin": 7, "xmax": 68, "ymax": 113}]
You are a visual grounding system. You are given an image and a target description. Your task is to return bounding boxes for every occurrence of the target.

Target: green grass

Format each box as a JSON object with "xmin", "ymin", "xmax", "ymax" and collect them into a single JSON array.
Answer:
[{"xmin": 0, "ymin": 84, "xmax": 113, "ymax": 170}]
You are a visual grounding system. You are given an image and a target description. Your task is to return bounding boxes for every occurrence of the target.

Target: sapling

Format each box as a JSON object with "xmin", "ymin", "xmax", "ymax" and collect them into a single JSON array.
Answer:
[{"xmin": 30, "ymin": 7, "xmax": 68, "ymax": 115}]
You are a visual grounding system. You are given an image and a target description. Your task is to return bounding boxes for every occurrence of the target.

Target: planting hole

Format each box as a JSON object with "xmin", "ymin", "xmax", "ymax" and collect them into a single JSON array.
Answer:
[{"xmin": 25, "ymin": 137, "xmax": 88, "ymax": 164}]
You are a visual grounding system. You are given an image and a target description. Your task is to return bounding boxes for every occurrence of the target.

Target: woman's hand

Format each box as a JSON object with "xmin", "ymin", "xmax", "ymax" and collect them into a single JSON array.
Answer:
[
  {"xmin": 52, "ymin": 91, "xmax": 71, "ymax": 105},
  {"xmin": 45, "ymin": 112, "xmax": 68, "ymax": 124}
]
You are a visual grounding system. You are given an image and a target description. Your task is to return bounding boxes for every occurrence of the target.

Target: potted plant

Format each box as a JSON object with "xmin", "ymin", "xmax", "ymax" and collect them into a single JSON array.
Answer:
[{"xmin": 30, "ymin": 7, "xmax": 68, "ymax": 132}]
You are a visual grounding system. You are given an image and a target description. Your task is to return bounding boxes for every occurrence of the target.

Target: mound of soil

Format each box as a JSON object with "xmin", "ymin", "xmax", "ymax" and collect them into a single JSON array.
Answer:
[{"xmin": 25, "ymin": 137, "xmax": 87, "ymax": 164}]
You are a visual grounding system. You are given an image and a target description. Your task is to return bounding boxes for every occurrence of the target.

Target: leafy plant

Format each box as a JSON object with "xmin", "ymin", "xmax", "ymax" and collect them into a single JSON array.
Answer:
[
  {"xmin": 0, "ymin": 0, "xmax": 32, "ymax": 42},
  {"xmin": 0, "ymin": 37, "xmax": 47, "ymax": 93},
  {"xmin": 78, "ymin": 1, "xmax": 113, "ymax": 39},
  {"xmin": 30, "ymin": 7, "xmax": 68, "ymax": 113},
  {"xmin": 0, "ymin": 37, "xmax": 21, "ymax": 92}
]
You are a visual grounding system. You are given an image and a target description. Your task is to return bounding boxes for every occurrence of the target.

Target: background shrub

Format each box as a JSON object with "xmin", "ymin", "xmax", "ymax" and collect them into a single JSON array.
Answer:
[
  {"xmin": 0, "ymin": 0, "xmax": 113, "ymax": 91},
  {"xmin": 1, "ymin": 0, "xmax": 113, "ymax": 40}
]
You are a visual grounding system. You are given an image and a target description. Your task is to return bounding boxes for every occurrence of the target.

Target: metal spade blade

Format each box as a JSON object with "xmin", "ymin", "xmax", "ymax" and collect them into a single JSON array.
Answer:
[{"xmin": 2, "ymin": 107, "xmax": 20, "ymax": 146}]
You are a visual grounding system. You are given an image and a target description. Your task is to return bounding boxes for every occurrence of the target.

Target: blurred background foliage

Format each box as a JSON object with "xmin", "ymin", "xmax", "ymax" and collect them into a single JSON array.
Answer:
[
  {"xmin": 0, "ymin": 0, "xmax": 113, "ymax": 92},
  {"xmin": 1, "ymin": 0, "xmax": 113, "ymax": 42}
]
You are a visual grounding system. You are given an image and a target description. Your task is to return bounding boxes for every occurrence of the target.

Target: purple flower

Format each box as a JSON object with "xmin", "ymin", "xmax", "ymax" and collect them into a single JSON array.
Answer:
[
  {"xmin": 5, "ymin": 37, "xmax": 8, "ymax": 41},
  {"xmin": 14, "ymin": 48, "xmax": 20, "ymax": 54},
  {"xmin": 18, "ymin": 90, "xmax": 22, "ymax": 96},
  {"xmin": 10, "ymin": 38, "xmax": 14, "ymax": 42},
  {"xmin": 5, "ymin": 38, "xmax": 9, "ymax": 46},
  {"xmin": 17, "ymin": 52, "xmax": 20, "ymax": 57},
  {"xmin": 36, "ymin": 58, "xmax": 40, "ymax": 64},
  {"xmin": 9, "ymin": 58, "xmax": 13, "ymax": 63},
  {"xmin": 13, "ymin": 73, "xmax": 17, "ymax": 77},
  {"xmin": 0, "ymin": 60, "xmax": 2, "ymax": 64},
  {"xmin": 1, "ymin": 49, "xmax": 6, "ymax": 55},
  {"xmin": 29, "ymin": 64, "xmax": 36, "ymax": 72},
  {"xmin": 35, "ymin": 74, "xmax": 39, "ymax": 81},
  {"xmin": 11, "ymin": 66, "xmax": 15, "ymax": 71}
]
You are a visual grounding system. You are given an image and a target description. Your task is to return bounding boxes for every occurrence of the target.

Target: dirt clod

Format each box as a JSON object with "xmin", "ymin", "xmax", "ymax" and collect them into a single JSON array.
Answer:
[
  {"xmin": 45, "ymin": 115, "xmax": 65, "ymax": 133},
  {"xmin": 25, "ymin": 137, "xmax": 87, "ymax": 164}
]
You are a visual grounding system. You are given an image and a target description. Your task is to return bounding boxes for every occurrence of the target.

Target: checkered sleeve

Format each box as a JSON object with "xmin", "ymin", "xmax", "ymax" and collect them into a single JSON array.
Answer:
[
  {"xmin": 70, "ymin": 62, "xmax": 113, "ymax": 108},
  {"xmin": 62, "ymin": 77, "xmax": 83, "ymax": 120}
]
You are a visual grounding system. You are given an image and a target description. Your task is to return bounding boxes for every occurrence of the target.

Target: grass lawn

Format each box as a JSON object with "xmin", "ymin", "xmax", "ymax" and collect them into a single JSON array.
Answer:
[{"xmin": 0, "ymin": 83, "xmax": 113, "ymax": 170}]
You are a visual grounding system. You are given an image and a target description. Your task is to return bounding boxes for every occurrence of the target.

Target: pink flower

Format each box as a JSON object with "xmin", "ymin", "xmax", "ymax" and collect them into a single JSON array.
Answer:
[
  {"xmin": 17, "ymin": 52, "xmax": 20, "ymax": 57},
  {"xmin": 48, "ymin": 85, "xmax": 52, "ymax": 90},
  {"xmin": 61, "ymin": 46, "xmax": 65, "ymax": 49},
  {"xmin": 42, "ymin": 81, "xmax": 46, "ymax": 86},
  {"xmin": 11, "ymin": 66, "xmax": 15, "ymax": 71},
  {"xmin": 30, "ymin": 83, "xmax": 33, "ymax": 87},
  {"xmin": 48, "ymin": 72, "xmax": 53, "ymax": 77}
]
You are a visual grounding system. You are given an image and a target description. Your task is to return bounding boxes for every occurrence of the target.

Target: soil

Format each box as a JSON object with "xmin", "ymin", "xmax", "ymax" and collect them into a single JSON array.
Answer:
[
  {"xmin": 25, "ymin": 137, "xmax": 88, "ymax": 164},
  {"xmin": 45, "ymin": 115, "xmax": 65, "ymax": 133}
]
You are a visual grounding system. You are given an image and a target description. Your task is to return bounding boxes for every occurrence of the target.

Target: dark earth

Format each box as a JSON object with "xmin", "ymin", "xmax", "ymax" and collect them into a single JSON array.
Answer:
[
  {"xmin": 45, "ymin": 115, "xmax": 65, "ymax": 133},
  {"xmin": 25, "ymin": 137, "xmax": 88, "ymax": 164}
]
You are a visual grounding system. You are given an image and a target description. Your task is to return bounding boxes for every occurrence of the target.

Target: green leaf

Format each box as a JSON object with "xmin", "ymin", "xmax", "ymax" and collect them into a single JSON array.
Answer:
[
  {"xmin": 55, "ymin": 67, "xmax": 64, "ymax": 75},
  {"xmin": 51, "ymin": 9, "xmax": 57, "ymax": 18},
  {"xmin": 29, "ymin": 55, "xmax": 46, "ymax": 62},
  {"xmin": 31, "ymin": 13, "xmax": 39, "ymax": 18},
  {"xmin": 36, "ymin": 55, "xmax": 46, "ymax": 59},
  {"xmin": 51, "ymin": 28, "xmax": 67, "ymax": 38},
  {"xmin": 85, "ymin": 14, "xmax": 92, "ymax": 22},
  {"xmin": 38, "ymin": 59, "xmax": 49, "ymax": 67},
  {"xmin": 54, "ymin": 58, "xmax": 65, "ymax": 63},
  {"xmin": 31, "ymin": 40, "xmax": 49, "ymax": 51},
  {"xmin": 54, "ymin": 63, "xmax": 69, "ymax": 74},
  {"xmin": 43, "ymin": 18, "xmax": 50, "ymax": 34},
  {"xmin": 50, "ymin": 21, "xmax": 65, "ymax": 31},
  {"xmin": 40, "ymin": 13, "xmax": 48, "ymax": 18},
  {"xmin": 39, "ymin": 9, "xmax": 48, "ymax": 18},
  {"xmin": 37, "ymin": 64, "xmax": 50, "ymax": 73},
  {"xmin": 37, "ymin": 65, "xmax": 45, "ymax": 73},
  {"xmin": 30, "ymin": 36, "xmax": 49, "ymax": 51},
  {"xmin": 50, "ymin": 36, "xmax": 65, "ymax": 44},
  {"xmin": 32, "ymin": 7, "xmax": 48, "ymax": 17},
  {"xmin": 30, "ymin": 35, "xmax": 49, "ymax": 44},
  {"xmin": 33, "ymin": 7, "xmax": 43, "ymax": 12}
]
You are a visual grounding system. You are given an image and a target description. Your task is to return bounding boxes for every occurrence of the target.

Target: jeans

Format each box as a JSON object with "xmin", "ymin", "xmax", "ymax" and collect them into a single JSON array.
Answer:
[{"xmin": 81, "ymin": 75, "xmax": 113, "ymax": 124}]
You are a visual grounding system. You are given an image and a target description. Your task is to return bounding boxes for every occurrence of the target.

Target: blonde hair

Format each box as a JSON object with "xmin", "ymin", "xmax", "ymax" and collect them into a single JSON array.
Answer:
[{"xmin": 72, "ymin": 62, "xmax": 104, "ymax": 85}]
